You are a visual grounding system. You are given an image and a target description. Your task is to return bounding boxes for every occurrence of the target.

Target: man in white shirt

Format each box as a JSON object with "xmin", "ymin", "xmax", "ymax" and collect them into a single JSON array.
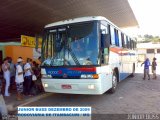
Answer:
[
  {"xmin": 24, "ymin": 58, "xmax": 33, "ymax": 95},
  {"xmin": 15, "ymin": 58, "xmax": 24, "ymax": 100}
]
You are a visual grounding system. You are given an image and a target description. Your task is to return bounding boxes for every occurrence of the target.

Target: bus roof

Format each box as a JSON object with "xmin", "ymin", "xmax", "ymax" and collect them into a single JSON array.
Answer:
[
  {"xmin": 45, "ymin": 16, "xmax": 135, "ymax": 41},
  {"xmin": 45, "ymin": 16, "xmax": 108, "ymax": 28}
]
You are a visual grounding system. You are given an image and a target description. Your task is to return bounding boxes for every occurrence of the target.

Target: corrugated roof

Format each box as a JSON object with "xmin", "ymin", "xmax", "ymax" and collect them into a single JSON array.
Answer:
[{"xmin": 0, "ymin": 0, "xmax": 138, "ymax": 41}]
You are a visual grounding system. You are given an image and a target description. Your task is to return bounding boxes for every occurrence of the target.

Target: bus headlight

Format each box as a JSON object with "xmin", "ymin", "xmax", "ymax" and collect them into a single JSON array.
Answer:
[
  {"xmin": 81, "ymin": 74, "xmax": 99, "ymax": 79},
  {"xmin": 86, "ymin": 74, "xmax": 93, "ymax": 79},
  {"xmin": 41, "ymin": 68, "xmax": 46, "ymax": 74},
  {"xmin": 88, "ymin": 85, "xmax": 95, "ymax": 89},
  {"xmin": 81, "ymin": 74, "xmax": 87, "ymax": 79},
  {"xmin": 43, "ymin": 83, "xmax": 48, "ymax": 88},
  {"xmin": 42, "ymin": 74, "xmax": 52, "ymax": 78}
]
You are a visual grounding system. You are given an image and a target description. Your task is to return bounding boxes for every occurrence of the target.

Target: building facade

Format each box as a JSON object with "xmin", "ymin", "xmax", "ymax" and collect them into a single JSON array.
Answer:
[{"xmin": 137, "ymin": 42, "xmax": 160, "ymax": 62}]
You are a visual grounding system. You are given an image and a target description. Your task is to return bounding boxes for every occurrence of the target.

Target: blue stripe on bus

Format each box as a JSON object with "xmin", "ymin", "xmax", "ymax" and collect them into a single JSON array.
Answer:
[
  {"xmin": 45, "ymin": 67, "xmax": 96, "ymax": 77},
  {"xmin": 119, "ymin": 73, "xmax": 130, "ymax": 81}
]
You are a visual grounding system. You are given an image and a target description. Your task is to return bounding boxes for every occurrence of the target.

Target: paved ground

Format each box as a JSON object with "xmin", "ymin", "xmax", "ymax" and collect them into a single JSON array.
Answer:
[
  {"xmin": 4, "ymin": 65, "xmax": 160, "ymax": 120},
  {"xmin": 24, "ymin": 65, "xmax": 160, "ymax": 114},
  {"xmin": 26, "ymin": 73, "xmax": 160, "ymax": 114},
  {"xmin": 4, "ymin": 92, "xmax": 51, "ymax": 111}
]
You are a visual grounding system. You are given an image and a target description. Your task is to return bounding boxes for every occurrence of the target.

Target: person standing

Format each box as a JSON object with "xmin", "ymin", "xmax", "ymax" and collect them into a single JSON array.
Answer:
[
  {"xmin": 152, "ymin": 57, "xmax": 157, "ymax": 79},
  {"xmin": 24, "ymin": 58, "xmax": 33, "ymax": 95},
  {"xmin": 141, "ymin": 58, "xmax": 151, "ymax": 80},
  {"xmin": 15, "ymin": 58, "xmax": 24, "ymax": 100},
  {"xmin": 0, "ymin": 62, "xmax": 3, "ymax": 93},
  {"xmin": 2, "ymin": 58, "xmax": 10, "ymax": 97},
  {"xmin": 8, "ymin": 57, "xmax": 16, "ymax": 92}
]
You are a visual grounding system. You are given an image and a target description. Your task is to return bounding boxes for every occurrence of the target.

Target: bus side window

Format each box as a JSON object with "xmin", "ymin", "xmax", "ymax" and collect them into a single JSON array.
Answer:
[
  {"xmin": 133, "ymin": 41, "xmax": 136, "ymax": 50},
  {"xmin": 126, "ymin": 36, "xmax": 129, "ymax": 49},
  {"xmin": 108, "ymin": 25, "xmax": 111, "ymax": 45},
  {"xmin": 129, "ymin": 38, "xmax": 131, "ymax": 49},
  {"xmin": 114, "ymin": 29, "xmax": 119, "ymax": 46},
  {"xmin": 128, "ymin": 38, "xmax": 131, "ymax": 49},
  {"xmin": 130, "ymin": 40, "xmax": 133, "ymax": 50},
  {"xmin": 110, "ymin": 26, "xmax": 115, "ymax": 45},
  {"xmin": 124, "ymin": 35, "xmax": 127, "ymax": 48},
  {"xmin": 121, "ymin": 33, "xmax": 125, "ymax": 48},
  {"xmin": 118, "ymin": 31, "xmax": 122, "ymax": 47}
]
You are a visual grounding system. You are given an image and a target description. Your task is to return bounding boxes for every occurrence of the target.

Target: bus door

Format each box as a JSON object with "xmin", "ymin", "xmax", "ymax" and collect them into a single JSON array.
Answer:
[{"xmin": 100, "ymin": 22, "xmax": 112, "ymax": 90}]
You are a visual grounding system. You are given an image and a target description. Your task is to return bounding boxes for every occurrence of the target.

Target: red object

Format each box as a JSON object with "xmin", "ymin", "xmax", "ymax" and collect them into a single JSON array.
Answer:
[
  {"xmin": 62, "ymin": 85, "xmax": 72, "ymax": 89},
  {"xmin": 69, "ymin": 67, "xmax": 96, "ymax": 72}
]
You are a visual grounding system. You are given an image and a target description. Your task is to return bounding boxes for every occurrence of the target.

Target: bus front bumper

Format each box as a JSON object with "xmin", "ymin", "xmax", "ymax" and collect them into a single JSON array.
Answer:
[{"xmin": 41, "ymin": 78, "xmax": 103, "ymax": 95}]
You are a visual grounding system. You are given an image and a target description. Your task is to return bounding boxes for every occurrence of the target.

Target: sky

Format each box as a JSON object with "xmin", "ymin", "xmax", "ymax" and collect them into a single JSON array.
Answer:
[{"xmin": 123, "ymin": 0, "xmax": 160, "ymax": 37}]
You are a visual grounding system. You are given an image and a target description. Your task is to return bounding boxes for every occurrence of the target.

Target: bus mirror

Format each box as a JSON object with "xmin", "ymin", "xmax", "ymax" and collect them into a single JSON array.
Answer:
[
  {"xmin": 106, "ymin": 34, "xmax": 110, "ymax": 48},
  {"xmin": 101, "ymin": 34, "xmax": 110, "ymax": 48}
]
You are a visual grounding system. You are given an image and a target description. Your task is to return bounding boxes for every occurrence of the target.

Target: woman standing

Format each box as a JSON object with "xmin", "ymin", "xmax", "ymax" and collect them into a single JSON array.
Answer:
[{"xmin": 2, "ymin": 58, "xmax": 10, "ymax": 97}]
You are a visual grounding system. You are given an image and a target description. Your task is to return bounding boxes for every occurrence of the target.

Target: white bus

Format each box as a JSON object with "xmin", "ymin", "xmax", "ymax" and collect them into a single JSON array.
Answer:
[{"xmin": 41, "ymin": 16, "xmax": 136, "ymax": 95}]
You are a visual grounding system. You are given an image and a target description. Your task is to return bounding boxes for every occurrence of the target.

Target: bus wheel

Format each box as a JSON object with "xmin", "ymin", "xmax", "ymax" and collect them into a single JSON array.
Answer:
[
  {"xmin": 109, "ymin": 72, "xmax": 117, "ymax": 94},
  {"xmin": 0, "ymin": 112, "xmax": 2, "ymax": 120}
]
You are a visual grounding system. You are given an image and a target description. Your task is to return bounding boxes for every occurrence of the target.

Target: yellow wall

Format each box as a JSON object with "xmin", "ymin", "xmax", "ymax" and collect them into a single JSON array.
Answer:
[{"xmin": 5, "ymin": 46, "xmax": 33, "ymax": 64}]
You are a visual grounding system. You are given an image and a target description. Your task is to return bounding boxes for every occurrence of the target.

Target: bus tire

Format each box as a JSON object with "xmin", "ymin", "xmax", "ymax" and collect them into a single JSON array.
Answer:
[
  {"xmin": 0, "ymin": 112, "xmax": 2, "ymax": 120},
  {"xmin": 109, "ymin": 72, "xmax": 117, "ymax": 94},
  {"xmin": 130, "ymin": 63, "xmax": 135, "ymax": 77}
]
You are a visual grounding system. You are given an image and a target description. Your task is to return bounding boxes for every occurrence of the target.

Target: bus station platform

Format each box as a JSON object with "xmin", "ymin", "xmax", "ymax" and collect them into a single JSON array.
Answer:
[{"xmin": 4, "ymin": 92, "xmax": 52, "ymax": 113}]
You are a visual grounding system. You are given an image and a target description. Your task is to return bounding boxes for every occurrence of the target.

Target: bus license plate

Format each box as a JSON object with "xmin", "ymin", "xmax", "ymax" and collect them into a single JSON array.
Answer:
[{"xmin": 62, "ymin": 85, "xmax": 72, "ymax": 89}]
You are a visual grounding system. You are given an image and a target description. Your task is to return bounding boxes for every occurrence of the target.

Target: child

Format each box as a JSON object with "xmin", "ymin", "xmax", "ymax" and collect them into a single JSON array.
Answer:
[{"xmin": 152, "ymin": 57, "xmax": 157, "ymax": 79}]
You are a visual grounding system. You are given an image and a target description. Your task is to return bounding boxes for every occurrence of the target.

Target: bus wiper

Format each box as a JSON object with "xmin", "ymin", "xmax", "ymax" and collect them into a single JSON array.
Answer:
[
  {"xmin": 67, "ymin": 47, "xmax": 80, "ymax": 65},
  {"xmin": 65, "ymin": 29, "xmax": 80, "ymax": 65}
]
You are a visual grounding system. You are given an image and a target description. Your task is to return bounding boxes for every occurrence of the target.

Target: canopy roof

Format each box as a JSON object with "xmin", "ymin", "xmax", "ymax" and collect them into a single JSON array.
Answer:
[{"xmin": 0, "ymin": 0, "xmax": 138, "ymax": 41}]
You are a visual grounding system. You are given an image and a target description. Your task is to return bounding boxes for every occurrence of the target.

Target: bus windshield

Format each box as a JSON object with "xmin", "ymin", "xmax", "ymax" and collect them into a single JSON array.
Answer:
[{"xmin": 41, "ymin": 21, "xmax": 99, "ymax": 66}]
